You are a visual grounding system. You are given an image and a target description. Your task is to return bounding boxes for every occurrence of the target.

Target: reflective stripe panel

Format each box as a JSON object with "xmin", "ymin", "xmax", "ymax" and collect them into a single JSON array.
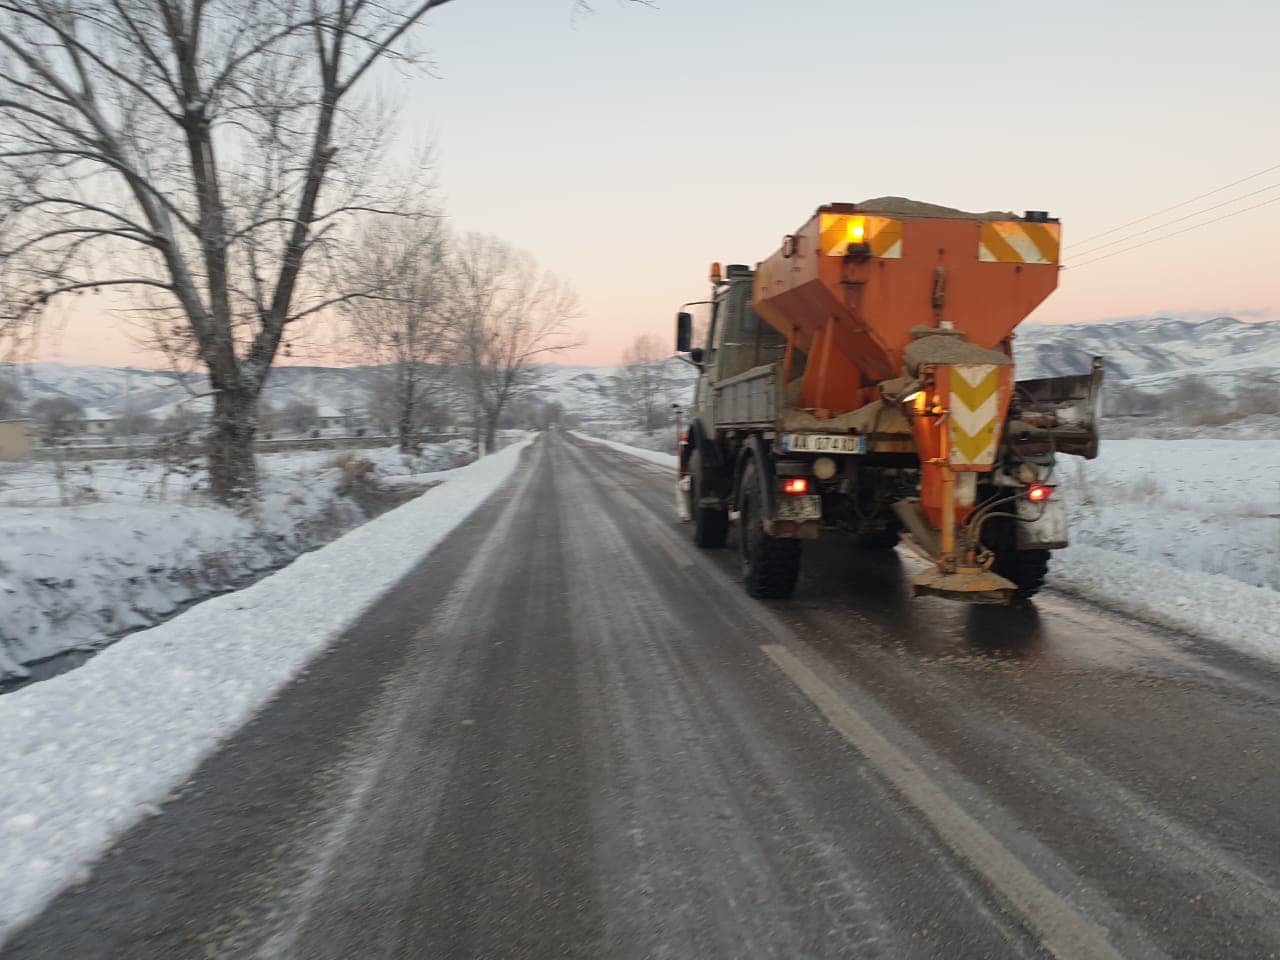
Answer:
[
  {"xmin": 949, "ymin": 364, "xmax": 1002, "ymax": 465},
  {"xmin": 979, "ymin": 221, "xmax": 1061, "ymax": 264},
  {"xmin": 819, "ymin": 214, "xmax": 904, "ymax": 259}
]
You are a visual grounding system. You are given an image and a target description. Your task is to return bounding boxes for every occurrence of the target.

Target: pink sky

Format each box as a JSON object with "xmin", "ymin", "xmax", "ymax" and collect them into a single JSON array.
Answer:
[{"xmin": 32, "ymin": 0, "xmax": 1280, "ymax": 370}]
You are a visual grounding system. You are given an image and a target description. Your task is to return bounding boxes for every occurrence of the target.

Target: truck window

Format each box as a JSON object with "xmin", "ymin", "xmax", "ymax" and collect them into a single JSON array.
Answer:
[{"xmin": 715, "ymin": 281, "xmax": 788, "ymax": 380}]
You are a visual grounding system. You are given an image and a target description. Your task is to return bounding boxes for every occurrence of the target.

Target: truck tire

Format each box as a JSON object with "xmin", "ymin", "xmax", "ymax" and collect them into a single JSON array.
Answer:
[
  {"xmin": 982, "ymin": 517, "xmax": 1049, "ymax": 601},
  {"xmin": 689, "ymin": 449, "xmax": 728, "ymax": 548},
  {"xmin": 854, "ymin": 516, "xmax": 902, "ymax": 550},
  {"xmin": 738, "ymin": 458, "xmax": 801, "ymax": 598},
  {"xmin": 993, "ymin": 549, "xmax": 1050, "ymax": 602}
]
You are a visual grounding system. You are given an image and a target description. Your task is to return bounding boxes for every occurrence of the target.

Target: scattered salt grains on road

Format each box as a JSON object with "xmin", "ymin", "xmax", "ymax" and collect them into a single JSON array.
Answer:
[
  {"xmin": 0, "ymin": 438, "xmax": 531, "ymax": 944},
  {"xmin": 585, "ymin": 430, "xmax": 1280, "ymax": 664}
]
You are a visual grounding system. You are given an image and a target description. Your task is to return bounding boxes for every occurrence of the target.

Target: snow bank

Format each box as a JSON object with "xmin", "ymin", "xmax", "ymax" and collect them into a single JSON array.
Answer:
[
  {"xmin": 571, "ymin": 430, "xmax": 677, "ymax": 468},
  {"xmin": 0, "ymin": 440, "xmax": 473, "ymax": 680},
  {"xmin": 0, "ymin": 438, "xmax": 530, "ymax": 943},
  {"xmin": 1058, "ymin": 438, "xmax": 1280, "ymax": 592},
  {"xmin": 1050, "ymin": 545, "xmax": 1280, "ymax": 662}
]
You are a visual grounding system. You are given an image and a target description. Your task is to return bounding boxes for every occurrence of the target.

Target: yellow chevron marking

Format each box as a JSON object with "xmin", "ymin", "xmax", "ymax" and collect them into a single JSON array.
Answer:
[
  {"xmin": 979, "ymin": 220, "xmax": 1061, "ymax": 264},
  {"xmin": 949, "ymin": 366, "xmax": 999, "ymax": 410},
  {"xmin": 951, "ymin": 420, "xmax": 999, "ymax": 463},
  {"xmin": 948, "ymin": 364, "xmax": 1001, "ymax": 465}
]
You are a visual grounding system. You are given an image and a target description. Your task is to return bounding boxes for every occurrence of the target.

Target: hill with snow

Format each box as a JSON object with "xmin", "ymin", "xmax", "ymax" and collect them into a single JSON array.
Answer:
[{"xmin": 5, "ymin": 316, "xmax": 1276, "ymax": 430}]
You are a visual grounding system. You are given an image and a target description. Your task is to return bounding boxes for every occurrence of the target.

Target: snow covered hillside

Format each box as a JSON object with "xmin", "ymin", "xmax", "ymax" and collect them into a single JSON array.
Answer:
[
  {"xmin": 7, "ymin": 315, "xmax": 1277, "ymax": 432},
  {"xmin": 0, "ymin": 441, "xmax": 471, "ymax": 682},
  {"xmin": 1014, "ymin": 315, "xmax": 1280, "ymax": 381}
]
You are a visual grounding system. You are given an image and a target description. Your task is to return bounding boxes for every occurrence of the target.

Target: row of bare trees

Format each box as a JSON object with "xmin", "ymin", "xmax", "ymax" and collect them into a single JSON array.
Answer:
[
  {"xmin": 0, "ymin": 0, "xmax": 615, "ymax": 503},
  {"xmin": 343, "ymin": 220, "xmax": 578, "ymax": 453}
]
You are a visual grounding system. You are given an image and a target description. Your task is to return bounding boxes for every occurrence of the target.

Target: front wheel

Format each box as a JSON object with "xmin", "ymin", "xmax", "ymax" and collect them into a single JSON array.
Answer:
[
  {"xmin": 738, "ymin": 458, "xmax": 801, "ymax": 598},
  {"xmin": 689, "ymin": 449, "xmax": 728, "ymax": 548}
]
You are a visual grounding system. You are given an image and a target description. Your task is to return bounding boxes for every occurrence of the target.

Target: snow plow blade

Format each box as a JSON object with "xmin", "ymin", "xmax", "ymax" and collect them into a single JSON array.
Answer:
[{"xmin": 912, "ymin": 568, "xmax": 1017, "ymax": 605}]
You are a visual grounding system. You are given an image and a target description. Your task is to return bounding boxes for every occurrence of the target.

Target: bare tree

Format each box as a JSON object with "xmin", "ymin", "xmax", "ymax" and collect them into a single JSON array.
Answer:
[
  {"xmin": 0, "ymin": 0, "xmax": 454, "ymax": 501},
  {"xmin": 449, "ymin": 233, "xmax": 580, "ymax": 453},
  {"xmin": 116, "ymin": 403, "xmax": 157, "ymax": 436},
  {"xmin": 278, "ymin": 399, "xmax": 318, "ymax": 434},
  {"xmin": 345, "ymin": 216, "xmax": 450, "ymax": 452},
  {"xmin": 617, "ymin": 332, "xmax": 670, "ymax": 431},
  {"xmin": 30, "ymin": 396, "xmax": 84, "ymax": 436}
]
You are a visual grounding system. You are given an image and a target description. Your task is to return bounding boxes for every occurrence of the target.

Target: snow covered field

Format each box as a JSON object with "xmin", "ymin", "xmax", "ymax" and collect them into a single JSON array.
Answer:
[
  {"xmin": 0, "ymin": 440, "xmax": 471, "ymax": 681},
  {"xmin": 1058, "ymin": 438, "xmax": 1280, "ymax": 592},
  {"xmin": 576, "ymin": 432, "xmax": 1280, "ymax": 664},
  {"xmin": 0, "ymin": 438, "xmax": 531, "ymax": 943}
]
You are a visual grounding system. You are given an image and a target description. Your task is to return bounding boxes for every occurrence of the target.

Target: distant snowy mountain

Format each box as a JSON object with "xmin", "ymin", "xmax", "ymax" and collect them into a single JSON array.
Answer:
[
  {"xmin": 2, "ymin": 364, "xmax": 384, "ymax": 421},
  {"xmin": 1014, "ymin": 316, "xmax": 1280, "ymax": 382},
  {"xmin": 6, "ymin": 316, "xmax": 1276, "ymax": 428}
]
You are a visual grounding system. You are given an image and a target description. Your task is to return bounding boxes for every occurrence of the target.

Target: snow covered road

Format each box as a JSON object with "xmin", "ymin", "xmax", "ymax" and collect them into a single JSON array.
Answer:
[{"xmin": 5, "ymin": 431, "xmax": 1280, "ymax": 958}]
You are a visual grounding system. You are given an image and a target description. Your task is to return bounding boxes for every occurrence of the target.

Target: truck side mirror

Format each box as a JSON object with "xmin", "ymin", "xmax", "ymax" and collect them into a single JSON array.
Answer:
[{"xmin": 676, "ymin": 311, "xmax": 693, "ymax": 352}]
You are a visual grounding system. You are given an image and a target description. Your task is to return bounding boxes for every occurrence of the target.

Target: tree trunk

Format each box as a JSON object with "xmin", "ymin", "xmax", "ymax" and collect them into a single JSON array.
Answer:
[
  {"xmin": 397, "ymin": 373, "xmax": 416, "ymax": 453},
  {"xmin": 207, "ymin": 385, "xmax": 260, "ymax": 503},
  {"xmin": 483, "ymin": 410, "xmax": 499, "ymax": 455}
]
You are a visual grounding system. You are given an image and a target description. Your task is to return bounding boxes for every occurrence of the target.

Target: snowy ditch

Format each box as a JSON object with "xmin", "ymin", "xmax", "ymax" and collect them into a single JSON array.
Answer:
[
  {"xmin": 0, "ymin": 437, "xmax": 531, "ymax": 943},
  {"xmin": 0, "ymin": 441, "xmax": 473, "ymax": 685},
  {"xmin": 574, "ymin": 432, "xmax": 1280, "ymax": 665}
]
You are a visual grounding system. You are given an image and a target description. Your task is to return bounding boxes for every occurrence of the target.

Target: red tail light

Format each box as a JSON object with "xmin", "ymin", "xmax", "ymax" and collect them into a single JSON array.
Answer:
[
  {"xmin": 781, "ymin": 477, "xmax": 810, "ymax": 495},
  {"xmin": 1027, "ymin": 483, "xmax": 1052, "ymax": 503}
]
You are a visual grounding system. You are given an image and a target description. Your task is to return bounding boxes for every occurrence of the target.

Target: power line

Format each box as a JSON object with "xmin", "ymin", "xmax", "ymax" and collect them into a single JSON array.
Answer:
[
  {"xmin": 1065, "ymin": 193, "xmax": 1280, "ymax": 269},
  {"xmin": 1065, "ymin": 160, "xmax": 1280, "ymax": 250},
  {"xmin": 1067, "ymin": 180, "xmax": 1280, "ymax": 257}
]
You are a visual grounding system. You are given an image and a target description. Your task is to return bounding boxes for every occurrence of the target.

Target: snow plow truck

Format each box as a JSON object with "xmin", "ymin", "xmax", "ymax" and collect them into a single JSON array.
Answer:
[{"xmin": 674, "ymin": 199, "xmax": 1102, "ymax": 604}]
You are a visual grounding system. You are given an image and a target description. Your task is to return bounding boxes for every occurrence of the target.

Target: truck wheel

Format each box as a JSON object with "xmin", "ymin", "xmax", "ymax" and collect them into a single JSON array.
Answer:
[
  {"xmin": 993, "ymin": 549, "xmax": 1050, "ymax": 602},
  {"xmin": 854, "ymin": 517, "xmax": 902, "ymax": 550},
  {"xmin": 982, "ymin": 518, "xmax": 1049, "ymax": 601},
  {"xmin": 738, "ymin": 458, "xmax": 801, "ymax": 598},
  {"xmin": 689, "ymin": 449, "xmax": 728, "ymax": 548}
]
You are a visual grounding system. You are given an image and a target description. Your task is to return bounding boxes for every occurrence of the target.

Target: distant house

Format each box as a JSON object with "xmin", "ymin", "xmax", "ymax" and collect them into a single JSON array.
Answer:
[
  {"xmin": 315, "ymin": 406, "xmax": 366, "ymax": 431},
  {"xmin": 81, "ymin": 408, "xmax": 116, "ymax": 436},
  {"xmin": 0, "ymin": 419, "xmax": 32, "ymax": 460}
]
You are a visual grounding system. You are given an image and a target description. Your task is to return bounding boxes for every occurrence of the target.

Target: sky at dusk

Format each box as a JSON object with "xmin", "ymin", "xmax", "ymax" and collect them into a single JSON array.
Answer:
[{"xmin": 36, "ymin": 0, "xmax": 1280, "ymax": 368}]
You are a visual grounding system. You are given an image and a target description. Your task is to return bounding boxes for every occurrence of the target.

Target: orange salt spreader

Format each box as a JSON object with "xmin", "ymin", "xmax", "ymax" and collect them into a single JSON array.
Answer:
[{"xmin": 753, "ymin": 200, "xmax": 1063, "ymax": 601}]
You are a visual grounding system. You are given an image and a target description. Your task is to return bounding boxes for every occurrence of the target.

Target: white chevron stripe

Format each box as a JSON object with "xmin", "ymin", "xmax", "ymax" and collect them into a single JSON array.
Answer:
[
  {"xmin": 952, "ymin": 364, "xmax": 997, "ymax": 387},
  {"xmin": 950, "ymin": 394, "xmax": 998, "ymax": 435}
]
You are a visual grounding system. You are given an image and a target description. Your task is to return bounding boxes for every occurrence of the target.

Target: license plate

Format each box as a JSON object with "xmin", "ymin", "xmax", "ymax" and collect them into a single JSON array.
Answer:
[
  {"xmin": 779, "ymin": 433, "xmax": 865, "ymax": 454},
  {"xmin": 775, "ymin": 494, "xmax": 822, "ymax": 522}
]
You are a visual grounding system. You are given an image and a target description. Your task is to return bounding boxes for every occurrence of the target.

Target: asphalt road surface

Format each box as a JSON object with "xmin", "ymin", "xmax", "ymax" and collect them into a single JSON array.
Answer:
[{"xmin": 7, "ymin": 431, "xmax": 1280, "ymax": 959}]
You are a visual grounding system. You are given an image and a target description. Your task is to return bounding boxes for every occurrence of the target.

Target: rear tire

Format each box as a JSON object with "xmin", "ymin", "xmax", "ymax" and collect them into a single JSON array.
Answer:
[
  {"xmin": 738, "ymin": 458, "xmax": 801, "ymax": 598},
  {"xmin": 689, "ymin": 449, "xmax": 728, "ymax": 548},
  {"xmin": 993, "ymin": 549, "xmax": 1050, "ymax": 602},
  {"xmin": 854, "ymin": 516, "xmax": 902, "ymax": 550},
  {"xmin": 982, "ymin": 517, "xmax": 1049, "ymax": 601}
]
